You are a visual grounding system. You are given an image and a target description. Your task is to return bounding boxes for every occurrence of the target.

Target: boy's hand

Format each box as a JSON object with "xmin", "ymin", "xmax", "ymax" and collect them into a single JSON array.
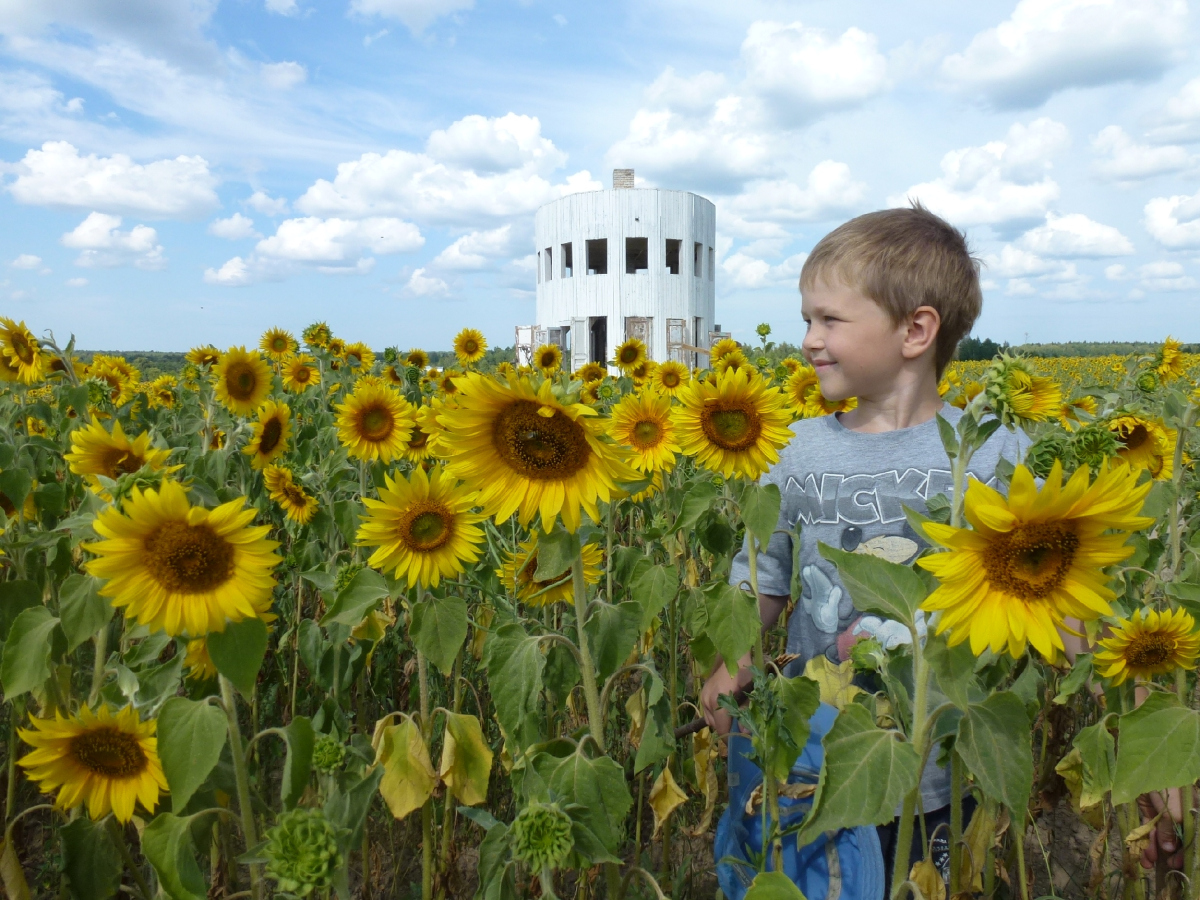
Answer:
[
  {"xmin": 1138, "ymin": 788, "xmax": 1184, "ymax": 870},
  {"xmin": 701, "ymin": 663, "xmax": 753, "ymax": 738}
]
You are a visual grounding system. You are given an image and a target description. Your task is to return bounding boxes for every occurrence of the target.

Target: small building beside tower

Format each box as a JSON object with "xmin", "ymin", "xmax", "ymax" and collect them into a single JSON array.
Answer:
[{"xmin": 520, "ymin": 169, "xmax": 723, "ymax": 370}]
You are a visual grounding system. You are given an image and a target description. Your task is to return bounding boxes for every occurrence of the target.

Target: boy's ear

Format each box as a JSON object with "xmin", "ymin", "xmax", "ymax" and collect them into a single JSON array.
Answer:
[{"xmin": 902, "ymin": 306, "xmax": 940, "ymax": 360}]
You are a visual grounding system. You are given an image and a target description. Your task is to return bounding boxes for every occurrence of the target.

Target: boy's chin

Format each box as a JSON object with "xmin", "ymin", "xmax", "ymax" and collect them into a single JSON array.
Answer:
[{"xmin": 815, "ymin": 377, "xmax": 851, "ymax": 402}]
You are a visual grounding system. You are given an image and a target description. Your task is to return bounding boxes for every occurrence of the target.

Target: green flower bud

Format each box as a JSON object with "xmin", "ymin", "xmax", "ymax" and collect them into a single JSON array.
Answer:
[
  {"xmin": 756, "ymin": 356, "xmax": 771, "ymax": 368},
  {"xmin": 263, "ymin": 808, "xmax": 343, "ymax": 898},
  {"xmin": 383, "ymin": 346, "xmax": 400, "ymax": 364},
  {"xmin": 312, "ymin": 734, "xmax": 346, "ymax": 775},
  {"xmin": 1135, "ymin": 369, "xmax": 1160, "ymax": 393},
  {"xmin": 1025, "ymin": 433, "xmax": 1074, "ymax": 479},
  {"xmin": 756, "ymin": 323, "xmax": 772, "ymax": 338},
  {"xmin": 509, "ymin": 802, "xmax": 574, "ymax": 871},
  {"xmin": 1070, "ymin": 423, "xmax": 1121, "ymax": 474},
  {"xmin": 848, "ymin": 637, "xmax": 883, "ymax": 673},
  {"xmin": 334, "ymin": 562, "xmax": 364, "ymax": 594}
]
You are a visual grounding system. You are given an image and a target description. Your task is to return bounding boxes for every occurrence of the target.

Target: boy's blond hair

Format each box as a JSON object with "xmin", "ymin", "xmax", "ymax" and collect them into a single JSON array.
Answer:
[{"xmin": 799, "ymin": 203, "xmax": 982, "ymax": 376}]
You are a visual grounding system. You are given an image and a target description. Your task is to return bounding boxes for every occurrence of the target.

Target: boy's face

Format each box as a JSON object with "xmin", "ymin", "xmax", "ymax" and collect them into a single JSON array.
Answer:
[{"xmin": 800, "ymin": 277, "xmax": 918, "ymax": 402}]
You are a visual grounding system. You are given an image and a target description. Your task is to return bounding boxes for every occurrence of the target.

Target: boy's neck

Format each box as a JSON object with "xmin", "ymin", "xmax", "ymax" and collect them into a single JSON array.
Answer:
[{"xmin": 835, "ymin": 370, "xmax": 945, "ymax": 434}]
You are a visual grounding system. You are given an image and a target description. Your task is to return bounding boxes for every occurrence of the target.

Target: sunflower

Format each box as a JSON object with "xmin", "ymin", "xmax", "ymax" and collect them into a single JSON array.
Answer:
[
  {"xmin": 652, "ymin": 360, "xmax": 689, "ymax": 396},
  {"xmin": 779, "ymin": 357, "xmax": 804, "ymax": 377},
  {"xmin": 630, "ymin": 360, "xmax": 656, "ymax": 385},
  {"xmin": 0, "ymin": 348, "xmax": 22, "ymax": 382},
  {"xmin": 186, "ymin": 345, "xmax": 222, "ymax": 367},
  {"xmin": 142, "ymin": 375, "xmax": 176, "ymax": 409},
  {"xmin": 327, "ymin": 337, "xmax": 347, "ymax": 358},
  {"xmin": 438, "ymin": 370, "xmax": 460, "ymax": 396},
  {"xmin": 628, "ymin": 469, "xmax": 665, "ymax": 503},
  {"xmin": 709, "ymin": 337, "xmax": 740, "ymax": 366},
  {"xmin": 672, "ymin": 365, "xmax": 793, "ymax": 480},
  {"xmin": 400, "ymin": 421, "xmax": 437, "ymax": 462},
  {"xmin": 84, "ymin": 480, "xmax": 281, "ymax": 637},
  {"xmin": 0, "ymin": 317, "xmax": 46, "ymax": 384},
  {"xmin": 345, "ymin": 341, "xmax": 375, "ymax": 369},
  {"xmin": 580, "ymin": 380, "xmax": 602, "ymax": 405},
  {"xmin": 335, "ymin": 382, "xmax": 415, "ymax": 463},
  {"xmin": 263, "ymin": 464, "xmax": 319, "ymax": 525},
  {"xmin": 574, "ymin": 361, "xmax": 605, "ymax": 383},
  {"xmin": 1059, "ymin": 395, "xmax": 1098, "ymax": 428},
  {"xmin": 406, "ymin": 348, "xmax": 429, "ymax": 369},
  {"xmin": 1094, "ymin": 608, "xmax": 1200, "ymax": 685},
  {"xmin": 0, "ymin": 480, "xmax": 38, "ymax": 523},
  {"xmin": 303, "ymin": 321, "xmax": 332, "ymax": 350},
  {"xmin": 282, "ymin": 355, "xmax": 321, "ymax": 393},
  {"xmin": 184, "ymin": 636, "xmax": 218, "ymax": 681},
  {"xmin": 535, "ymin": 344, "xmax": 563, "ymax": 374},
  {"xmin": 1155, "ymin": 337, "xmax": 1186, "ymax": 383},
  {"xmin": 214, "ymin": 347, "xmax": 273, "ymax": 416},
  {"xmin": 613, "ymin": 338, "xmax": 648, "ymax": 373},
  {"xmin": 609, "ymin": 390, "xmax": 680, "ymax": 473},
  {"xmin": 243, "ymin": 400, "xmax": 292, "ymax": 470},
  {"xmin": 357, "ymin": 466, "xmax": 486, "ymax": 588},
  {"xmin": 713, "ymin": 349, "xmax": 750, "ymax": 375},
  {"xmin": 417, "ymin": 400, "xmax": 453, "ymax": 458},
  {"xmin": 918, "ymin": 461, "xmax": 1154, "ymax": 658},
  {"xmin": 17, "ymin": 704, "xmax": 166, "ymax": 823},
  {"xmin": 438, "ymin": 372, "xmax": 638, "ymax": 532},
  {"xmin": 497, "ymin": 534, "xmax": 603, "ymax": 607},
  {"xmin": 454, "ymin": 328, "xmax": 488, "ymax": 367},
  {"xmin": 982, "ymin": 355, "xmax": 1062, "ymax": 426},
  {"xmin": 65, "ymin": 418, "xmax": 175, "ymax": 493},
  {"xmin": 260, "ymin": 328, "xmax": 298, "ymax": 360},
  {"xmin": 496, "ymin": 361, "xmax": 518, "ymax": 381},
  {"xmin": 1108, "ymin": 414, "xmax": 1177, "ymax": 479},
  {"xmin": 86, "ymin": 355, "xmax": 139, "ymax": 406},
  {"xmin": 784, "ymin": 364, "xmax": 823, "ymax": 419}
]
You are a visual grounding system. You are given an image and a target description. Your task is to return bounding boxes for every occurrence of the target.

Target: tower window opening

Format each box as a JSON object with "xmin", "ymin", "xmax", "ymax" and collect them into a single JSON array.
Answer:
[
  {"xmin": 708, "ymin": 247, "xmax": 715, "ymax": 281},
  {"xmin": 693, "ymin": 242, "xmax": 703, "ymax": 278},
  {"xmin": 625, "ymin": 237, "xmax": 648, "ymax": 274},
  {"xmin": 586, "ymin": 239, "xmax": 607, "ymax": 275},
  {"xmin": 561, "ymin": 242, "xmax": 573, "ymax": 278},
  {"xmin": 665, "ymin": 239, "xmax": 681, "ymax": 274},
  {"xmin": 544, "ymin": 247, "xmax": 553, "ymax": 282}
]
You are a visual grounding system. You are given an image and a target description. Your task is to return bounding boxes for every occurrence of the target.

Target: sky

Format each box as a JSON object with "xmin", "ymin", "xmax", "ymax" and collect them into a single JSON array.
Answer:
[{"xmin": 1, "ymin": 0, "xmax": 1199, "ymax": 352}]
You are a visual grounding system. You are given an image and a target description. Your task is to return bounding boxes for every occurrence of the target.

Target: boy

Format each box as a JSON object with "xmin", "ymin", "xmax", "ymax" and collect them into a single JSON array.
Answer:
[{"xmin": 700, "ymin": 203, "xmax": 1024, "ymax": 883}]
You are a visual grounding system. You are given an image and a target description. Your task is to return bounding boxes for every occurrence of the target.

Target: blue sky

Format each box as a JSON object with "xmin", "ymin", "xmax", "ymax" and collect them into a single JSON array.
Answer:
[{"xmin": 1, "ymin": 0, "xmax": 1198, "ymax": 352}]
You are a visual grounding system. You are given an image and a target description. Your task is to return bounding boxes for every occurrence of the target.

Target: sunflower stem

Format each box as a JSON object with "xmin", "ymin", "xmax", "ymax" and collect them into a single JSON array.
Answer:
[
  {"xmin": 89, "ymin": 621, "xmax": 108, "ymax": 706},
  {"xmin": 219, "ymin": 674, "xmax": 263, "ymax": 900},
  {"xmin": 1013, "ymin": 808, "xmax": 1031, "ymax": 900},
  {"xmin": 890, "ymin": 623, "xmax": 930, "ymax": 898},
  {"xmin": 417, "ymin": 648, "xmax": 435, "ymax": 900},
  {"xmin": 5, "ymin": 699, "xmax": 18, "ymax": 824},
  {"xmin": 572, "ymin": 550, "xmax": 606, "ymax": 749},
  {"xmin": 290, "ymin": 576, "xmax": 302, "ymax": 721},
  {"xmin": 107, "ymin": 817, "xmax": 153, "ymax": 900},
  {"xmin": 949, "ymin": 749, "xmax": 964, "ymax": 892}
]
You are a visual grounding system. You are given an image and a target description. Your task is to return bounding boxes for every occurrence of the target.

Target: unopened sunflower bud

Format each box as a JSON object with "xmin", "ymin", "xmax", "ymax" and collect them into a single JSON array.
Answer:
[
  {"xmin": 263, "ymin": 807, "xmax": 343, "ymax": 898},
  {"xmin": 312, "ymin": 734, "xmax": 346, "ymax": 774},
  {"xmin": 509, "ymin": 802, "xmax": 574, "ymax": 870}
]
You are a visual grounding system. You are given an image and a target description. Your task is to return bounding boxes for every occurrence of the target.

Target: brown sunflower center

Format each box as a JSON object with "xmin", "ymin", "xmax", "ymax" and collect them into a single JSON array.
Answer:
[
  {"xmin": 700, "ymin": 403, "xmax": 762, "ymax": 452},
  {"xmin": 463, "ymin": 339, "xmax": 479, "ymax": 355},
  {"xmin": 144, "ymin": 521, "xmax": 236, "ymax": 594},
  {"xmin": 1120, "ymin": 424, "xmax": 1148, "ymax": 450},
  {"xmin": 619, "ymin": 346, "xmax": 640, "ymax": 365},
  {"xmin": 100, "ymin": 446, "xmax": 146, "ymax": 478},
  {"xmin": 294, "ymin": 366, "xmax": 312, "ymax": 383},
  {"xmin": 281, "ymin": 482, "xmax": 308, "ymax": 507},
  {"xmin": 0, "ymin": 492, "xmax": 15, "ymax": 516},
  {"xmin": 492, "ymin": 400, "xmax": 591, "ymax": 481},
  {"xmin": 982, "ymin": 522, "xmax": 1080, "ymax": 601},
  {"xmin": 10, "ymin": 333, "xmax": 34, "ymax": 364},
  {"xmin": 407, "ymin": 427, "xmax": 429, "ymax": 451},
  {"xmin": 226, "ymin": 363, "xmax": 258, "ymax": 401},
  {"xmin": 1125, "ymin": 632, "xmax": 1174, "ymax": 669},
  {"xmin": 257, "ymin": 417, "xmax": 284, "ymax": 455},
  {"xmin": 359, "ymin": 405, "xmax": 395, "ymax": 442},
  {"xmin": 515, "ymin": 551, "xmax": 561, "ymax": 589},
  {"xmin": 70, "ymin": 726, "xmax": 147, "ymax": 778},
  {"xmin": 661, "ymin": 371, "xmax": 681, "ymax": 388},
  {"xmin": 271, "ymin": 337, "xmax": 288, "ymax": 352},
  {"xmin": 400, "ymin": 504, "xmax": 453, "ymax": 552},
  {"xmin": 632, "ymin": 419, "xmax": 664, "ymax": 448},
  {"xmin": 539, "ymin": 352, "xmax": 558, "ymax": 368}
]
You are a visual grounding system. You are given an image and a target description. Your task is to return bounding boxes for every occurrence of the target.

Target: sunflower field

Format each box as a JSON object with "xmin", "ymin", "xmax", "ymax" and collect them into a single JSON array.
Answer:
[{"xmin": 0, "ymin": 316, "xmax": 1198, "ymax": 900}]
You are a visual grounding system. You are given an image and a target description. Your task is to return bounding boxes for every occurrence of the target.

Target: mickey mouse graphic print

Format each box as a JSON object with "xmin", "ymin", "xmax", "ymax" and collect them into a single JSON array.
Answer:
[{"xmin": 729, "ymin": 405, "xmax": 1026, "ymax": 671}]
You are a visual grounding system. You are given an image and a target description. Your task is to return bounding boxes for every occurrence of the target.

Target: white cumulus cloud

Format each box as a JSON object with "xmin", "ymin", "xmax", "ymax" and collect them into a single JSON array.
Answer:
[
  {"xmin": 431, "ymin": 225, "xmax": 523, "ymax": 270},
  {"xmin": 204, "ymin": 256, "xmax": 254, "ymax": 286},
  {"xmin": 1091, "ymin": 126, "xmax": 1192, "ymax": 182},
  {"xmin": 208, "ymin": 213, "xmax": 261, "ymax": 240},
  {"xmin": 261, "ymin": 61, "xmax": 307, "ymax": 90},
  {"xmin": 1017, "ymin": 212, "xmax": 1134, "ymax": 257},
  {"xmin": 246, "ymin": 191, "xmax": 289, "ymax": 217},
  {"xmin": 61, "ymin": 211, "xmax": 165, "ymax": 270},
  {"xmin": 426, "ymin": 113, "xmax": 566, "ymax": 174},
  {"xmin": 9, "ymin": 253, "xmax": 41, "ymax": 269},
  {"xmin": 265, "ymin": 0, "xmax": 298, "ymax": 14},
  {"xmin": 741, "ymin": 21, "xmax": 889, "ymax": 125},
  {"xmin": 942, "ymin": 0, "xmax": 1189, "ymax": 108},
  {"xmin": 892, "ymin": 118, "xmax": 1068, "ymax": 227},
  {"xmin": 721, "ymin": 251, "xmax": 808, "ymax": 290},
  {"xmin": 1144, "ymin": 188, "xmax": 1200, "ymax": 248},
  {"xmin": 1138, "ymin": 260, "xmax": 1197, "ymax": 291},
  {"xmin": 256, "ymin": 216, "xmax": 423, "ymax": 263},
  {"xmin": 405, "ymin": 267, "xmax": 449, "ymax": 296},
  {"xmin": 349, "ymin": 0, "xmax": 474, "ymax": 34},
  {"xmin": 7, "ymin": 141, "xmax": 218, "ymax": 219},
  {"xmin": 724, "ymin": 161, "xmax": 867, "ymax": 236},
  {"xmin": 66, "ymin": 277, "xmax": 87, "ymax": 287}
]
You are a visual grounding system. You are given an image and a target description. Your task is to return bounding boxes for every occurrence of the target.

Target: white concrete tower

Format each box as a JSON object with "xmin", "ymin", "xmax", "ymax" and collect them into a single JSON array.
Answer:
[{"xmin": 527, "ymin": 169, "xmax": 718, "ymax": 370}]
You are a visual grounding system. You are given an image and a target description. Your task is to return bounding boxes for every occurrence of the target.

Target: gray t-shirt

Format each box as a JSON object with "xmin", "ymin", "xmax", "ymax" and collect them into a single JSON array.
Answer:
[{"xmin": 729, "ymin": 404, "xmax": 1026, "ymax": 812}]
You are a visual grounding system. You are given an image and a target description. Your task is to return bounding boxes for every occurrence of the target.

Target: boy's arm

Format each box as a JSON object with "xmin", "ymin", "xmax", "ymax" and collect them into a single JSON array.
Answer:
[{"xmin": 700, "ymin": 592, "xmax": 790, "ymax": 735}]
